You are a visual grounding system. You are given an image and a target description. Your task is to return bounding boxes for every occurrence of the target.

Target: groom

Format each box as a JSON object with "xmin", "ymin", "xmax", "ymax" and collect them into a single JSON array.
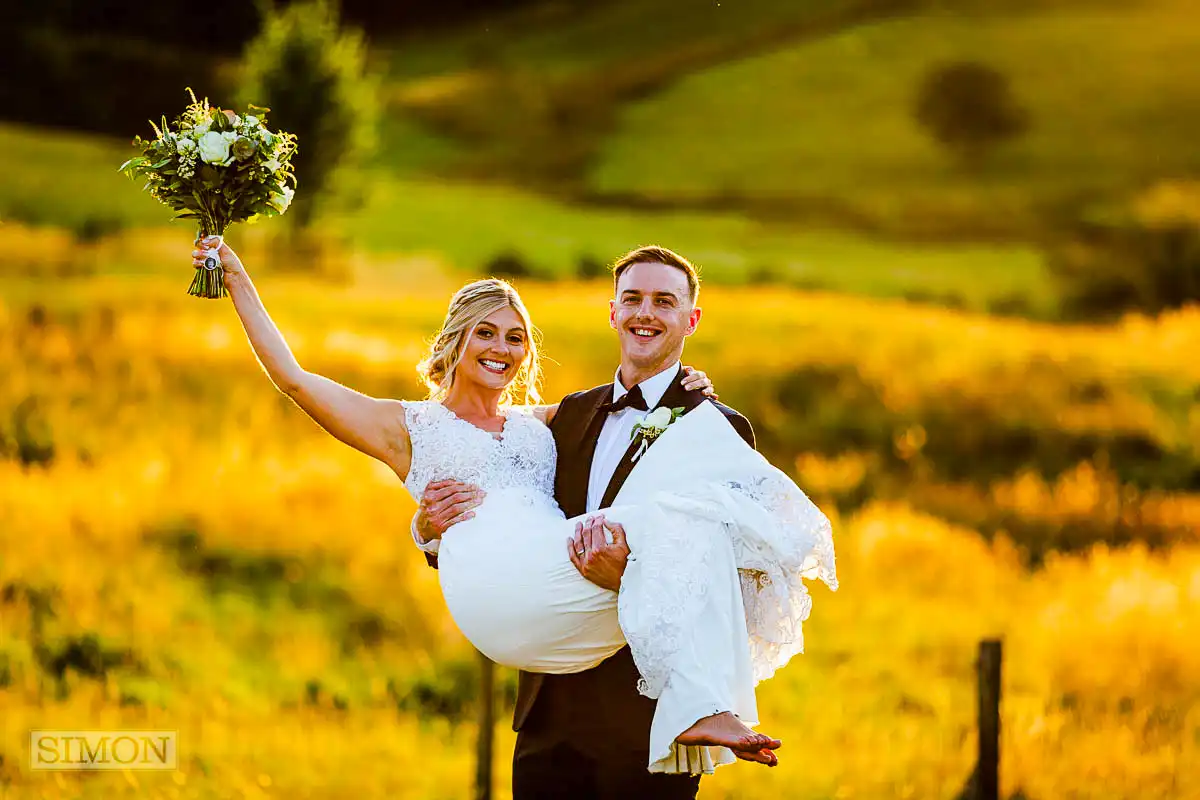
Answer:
[{"xmin": 413, "ymin": 246, "xmax": 759, "ymax": 799}]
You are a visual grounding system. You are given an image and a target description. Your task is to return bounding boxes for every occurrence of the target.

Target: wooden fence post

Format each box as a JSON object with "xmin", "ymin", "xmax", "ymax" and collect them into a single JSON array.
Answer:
[
  {"xmin": 474, "ymin": 651, "xmax": 495, "ymax": 800},
  {"xmin": 978, "ymin": 639, "xmax": 1002, "ymax": 800}
]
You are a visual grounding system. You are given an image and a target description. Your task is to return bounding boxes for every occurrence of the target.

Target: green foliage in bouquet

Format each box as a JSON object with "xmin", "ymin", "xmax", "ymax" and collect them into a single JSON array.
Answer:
[{"xmin": 119, "ymin": 88, "xmax": 298, "ymax": 298}]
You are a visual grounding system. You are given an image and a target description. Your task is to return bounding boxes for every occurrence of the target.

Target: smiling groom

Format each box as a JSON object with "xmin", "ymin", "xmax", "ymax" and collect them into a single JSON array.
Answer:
[{"xmin": 415, "ymin": 246, "xmax": 756, "ymax": 800}]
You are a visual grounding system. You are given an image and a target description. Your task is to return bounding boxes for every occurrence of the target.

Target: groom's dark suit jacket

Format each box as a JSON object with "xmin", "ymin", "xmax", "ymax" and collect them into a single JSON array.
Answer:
[
  {"xmin": 420, "ymin": 367, "xmax": 753, "ymax": 797},
  {"xmin": 514, "ymin": 370, "xmax": 755, "ymax": 735},
  {"xmin": 512, "ymin": 369, "xmax": 753, "ymax": 797}
]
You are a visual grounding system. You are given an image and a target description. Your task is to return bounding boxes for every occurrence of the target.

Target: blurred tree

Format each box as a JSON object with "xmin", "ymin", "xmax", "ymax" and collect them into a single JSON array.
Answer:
[
  {"xmin": 484, "ymin": 250, "xmax": 533, "ymax": 280},
  {"xmin": 1048, "ymin": 181, "xmax": 1200, "ymax": 319},
  {"xmin": 238, "ymin": 0, "xmax": 379, "ymax": 233},
  {"xmin": 914, "ymin": 61, "xmax": 1028, "ymax": 166},
  {"xmin": 576, "ymin": 254, "xmax": 608, "ymax": 280}
]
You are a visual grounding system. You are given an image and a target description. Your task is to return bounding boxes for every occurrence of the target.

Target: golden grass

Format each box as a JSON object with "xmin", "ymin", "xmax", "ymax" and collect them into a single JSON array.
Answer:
[{"xmin": 1, "ymin": 269, "xmax": 1197, "ymax": 798}]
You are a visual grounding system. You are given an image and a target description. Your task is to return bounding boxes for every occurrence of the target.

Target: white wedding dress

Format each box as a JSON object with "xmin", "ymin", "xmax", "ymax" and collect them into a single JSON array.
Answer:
[{"xmin": 401, "ymin": 399, "xmax": 838, "ymax": 774}]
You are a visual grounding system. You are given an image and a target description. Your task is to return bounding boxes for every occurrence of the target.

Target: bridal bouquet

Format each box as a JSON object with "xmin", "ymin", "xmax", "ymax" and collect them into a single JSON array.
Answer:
[{"xmin": 119, "ymin": 89, "xmax": 298, "ymax": 298}]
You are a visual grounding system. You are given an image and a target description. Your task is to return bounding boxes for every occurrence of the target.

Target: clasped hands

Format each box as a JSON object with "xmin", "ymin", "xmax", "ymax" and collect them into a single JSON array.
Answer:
[{"xmin": 414, "ymin": 480, "xmax": 629, "ymax": 591}]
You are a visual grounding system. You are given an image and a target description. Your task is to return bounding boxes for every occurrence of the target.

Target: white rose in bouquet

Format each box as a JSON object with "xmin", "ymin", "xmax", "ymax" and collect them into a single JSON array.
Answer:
[
  {"xmin": 197, "ymin": 131, "xmax": 232, "ymax": 165},
  {"xmin": 270, "ymin": 186, "xmax": 295, "ymax": 213}
]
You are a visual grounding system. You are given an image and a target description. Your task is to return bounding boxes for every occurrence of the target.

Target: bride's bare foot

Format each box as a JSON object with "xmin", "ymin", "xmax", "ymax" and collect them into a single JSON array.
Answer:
[
  {"xmin": 735, "ymin": 747, "xmax": 779, "ymax": 767},
  {"xmin": 676, "ymin": 712, "xmax": 782, "ymax": 766}
]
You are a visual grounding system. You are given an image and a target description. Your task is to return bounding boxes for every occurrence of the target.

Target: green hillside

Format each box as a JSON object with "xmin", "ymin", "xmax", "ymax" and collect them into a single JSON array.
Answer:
[
  {"xmin": 384, "ymin": 0, "xmax": 853, "ymax": 82},
  {"xmin": 380, "ymin": 0, "xmax": 895, "ymax": 186},
  {"xmin": 376, "ymin": 0, "xmax": 1200, "ymax": 243},
  {"xmin": 0, "ymin": 124, "xmax": 164, "ymax": 230},
  {"xmin": 586, "ymin": 0, "xmax": 1200, "ymax": 233}
]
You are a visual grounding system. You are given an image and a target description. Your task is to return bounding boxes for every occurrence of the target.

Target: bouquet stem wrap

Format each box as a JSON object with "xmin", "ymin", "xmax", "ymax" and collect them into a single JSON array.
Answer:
[{"xmin": 190, "ymin": 226, "xmax": 228, "ymax": 299}]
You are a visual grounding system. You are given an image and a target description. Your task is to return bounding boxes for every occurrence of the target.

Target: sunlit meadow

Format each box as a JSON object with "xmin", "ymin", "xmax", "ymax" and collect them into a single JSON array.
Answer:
[
  {"xmin": 2, "ymin": 252, "xmax": 1197, "ymax": 798},
  {"xmin": 4, "ymin": 0, "xmax": 1200, "ymax": 794}
]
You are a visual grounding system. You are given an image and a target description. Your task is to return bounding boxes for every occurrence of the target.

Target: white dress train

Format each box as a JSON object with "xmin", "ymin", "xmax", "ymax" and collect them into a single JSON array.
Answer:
[{"xmin": 401, "ymin": 400, "xmax": 838, "ymax": 774}]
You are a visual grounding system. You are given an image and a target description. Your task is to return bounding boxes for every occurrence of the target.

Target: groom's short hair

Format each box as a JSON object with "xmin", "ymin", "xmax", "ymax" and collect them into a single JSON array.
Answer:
[{"xmin": 611, "ymin": 246, "xmax": 700, "ymax": 305}]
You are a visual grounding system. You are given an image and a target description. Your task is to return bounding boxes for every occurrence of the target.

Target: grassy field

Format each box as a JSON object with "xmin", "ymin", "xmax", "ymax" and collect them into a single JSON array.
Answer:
[
  {"xmin": 347, "ymin": 178, "xmax": 1052, "ymax": 308},
  {"xmin": 1, "ymin": 270, "xmax": 1197, "ymax": 798},
  {"xmin": 0, "ymin": 122, "xmax": 1056, "ymax": 314},
  {"xmin": 0, "ymin": 125, "xmax": 164, "ymax": 232},
  {"xmin": 587, "ymin": 0, "xmax": 1200, "ymax": 232}
]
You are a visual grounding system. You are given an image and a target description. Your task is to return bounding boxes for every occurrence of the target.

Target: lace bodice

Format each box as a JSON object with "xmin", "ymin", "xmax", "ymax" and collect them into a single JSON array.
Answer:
[{"xmin": 400, "ymin": 400, "xmax": 558, "ymax": 505}]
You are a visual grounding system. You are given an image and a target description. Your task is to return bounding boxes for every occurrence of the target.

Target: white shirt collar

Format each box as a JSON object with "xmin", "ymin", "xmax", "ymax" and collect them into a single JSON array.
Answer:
[{"xmin": 612, "ymin": 361, "xmax": 681, "ymax": 410}]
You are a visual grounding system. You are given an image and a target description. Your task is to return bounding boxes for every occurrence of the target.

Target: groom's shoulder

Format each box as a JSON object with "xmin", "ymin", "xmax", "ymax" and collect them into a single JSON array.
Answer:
[
  {"xmin": 701, "ymin": 397, "xmax": 756, "ymax": 449},
  {"xmin": 559, "ymin": 383, "xmax": 611, "ymax": 408},
  {"xmin": 552, "ymin": 384, "xmax": 611, "ymax": 427}
]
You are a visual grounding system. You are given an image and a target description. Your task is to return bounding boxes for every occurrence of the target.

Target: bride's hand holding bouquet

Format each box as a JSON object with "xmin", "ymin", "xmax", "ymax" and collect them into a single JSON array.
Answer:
[{"xmin": 191, "ymin": 235, "xmax": 245, "ymax": 286}]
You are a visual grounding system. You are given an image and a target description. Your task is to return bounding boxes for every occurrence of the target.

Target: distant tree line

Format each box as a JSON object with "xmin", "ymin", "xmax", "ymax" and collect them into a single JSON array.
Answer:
[{"xmin": 0, "ymin": 0, "xmax": 543, "ymax": 136}]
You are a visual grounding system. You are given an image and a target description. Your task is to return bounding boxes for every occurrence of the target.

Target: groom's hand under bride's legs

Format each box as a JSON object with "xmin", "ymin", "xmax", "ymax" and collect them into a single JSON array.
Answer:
[{"xmin": 567, "ymin": 516, "xmax": 629, "ymax": 592}]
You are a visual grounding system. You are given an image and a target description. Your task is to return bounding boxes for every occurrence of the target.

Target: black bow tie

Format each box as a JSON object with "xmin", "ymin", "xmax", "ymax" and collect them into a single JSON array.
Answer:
[{"xmin": 602, "ymin": 384, "xmax": 649, "ymax": 414}]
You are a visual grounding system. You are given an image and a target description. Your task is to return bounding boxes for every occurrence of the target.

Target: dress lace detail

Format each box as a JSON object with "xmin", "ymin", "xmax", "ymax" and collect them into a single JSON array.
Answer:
[
  {"xmin": 609, "ymin": 402, "xmax": 838, "ymax": 700},
  {"xmin": 725, "ymin": 472, "xmax": 838, "ymax": 683},
  {"xmin": 400, "ymin": 400, "xmax": 558, "ymax": 509}
]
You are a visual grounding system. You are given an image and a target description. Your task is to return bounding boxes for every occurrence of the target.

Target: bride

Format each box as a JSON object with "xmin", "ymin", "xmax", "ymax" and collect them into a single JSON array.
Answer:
[{"xmin": 191, "ymin": 234, "xmax": 837, "ymax": 774}]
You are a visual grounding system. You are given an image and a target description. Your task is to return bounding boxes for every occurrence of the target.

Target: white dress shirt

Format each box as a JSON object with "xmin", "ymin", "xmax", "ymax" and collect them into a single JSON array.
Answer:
[
  {"xmin": 586, "ymin": 362, "xmax": 681, "ymax": 513},
  {"xmin": 412, "ymin": 362, "xmax": 683, "ymax": 554}
]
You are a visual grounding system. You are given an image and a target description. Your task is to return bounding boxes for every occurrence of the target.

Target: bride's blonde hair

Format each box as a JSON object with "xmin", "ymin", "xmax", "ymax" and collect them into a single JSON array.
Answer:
[{"xmin": 417, "ymin": 279, "xmax": 543, "ymax": 406}]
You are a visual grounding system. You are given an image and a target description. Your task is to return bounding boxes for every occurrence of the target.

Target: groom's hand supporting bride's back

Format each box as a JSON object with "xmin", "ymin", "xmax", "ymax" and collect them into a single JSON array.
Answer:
[{"xmin": 415, "ymin": 479, "xmax": 485, "ymax": 546}]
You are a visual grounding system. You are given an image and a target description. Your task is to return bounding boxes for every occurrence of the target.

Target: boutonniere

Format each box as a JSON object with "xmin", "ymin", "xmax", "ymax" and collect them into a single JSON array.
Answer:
[{"xmin": 630, "ymin": 406, "xmax": 685, "ymax": 461}]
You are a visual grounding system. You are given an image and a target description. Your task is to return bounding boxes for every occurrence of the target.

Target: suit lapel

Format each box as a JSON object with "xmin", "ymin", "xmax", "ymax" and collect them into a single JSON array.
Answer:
[
  {"xmin": 565, "ymin": 386, "xmax": 615, "ymax": 517},
  {"xmin": 598, "ymin": 368, "xmax": 706, "ymax": 509}
]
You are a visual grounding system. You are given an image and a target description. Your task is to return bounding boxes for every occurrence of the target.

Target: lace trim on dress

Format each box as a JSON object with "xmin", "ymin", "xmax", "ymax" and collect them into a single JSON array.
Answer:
[{"xmin": 400, "ymin": 400, "xmax": 557, "ymax": 504}]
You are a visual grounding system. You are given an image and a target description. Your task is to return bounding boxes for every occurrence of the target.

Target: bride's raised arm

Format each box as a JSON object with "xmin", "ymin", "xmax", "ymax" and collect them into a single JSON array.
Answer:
[{"xmin": 193, "ymin": 235, "xmax": 413, "ymax": 480}]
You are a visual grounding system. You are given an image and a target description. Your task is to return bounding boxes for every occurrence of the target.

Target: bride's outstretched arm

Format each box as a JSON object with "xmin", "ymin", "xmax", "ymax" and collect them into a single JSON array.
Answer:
[{"xmin": 194, "ymin": 236, "xmax": 412, "ymax": 478}]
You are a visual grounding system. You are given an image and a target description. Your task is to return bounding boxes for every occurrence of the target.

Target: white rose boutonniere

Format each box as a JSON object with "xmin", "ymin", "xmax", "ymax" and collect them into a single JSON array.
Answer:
[{"xmin": 630, "ymin": 406, "xmax": 685, "ymax": 461}]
